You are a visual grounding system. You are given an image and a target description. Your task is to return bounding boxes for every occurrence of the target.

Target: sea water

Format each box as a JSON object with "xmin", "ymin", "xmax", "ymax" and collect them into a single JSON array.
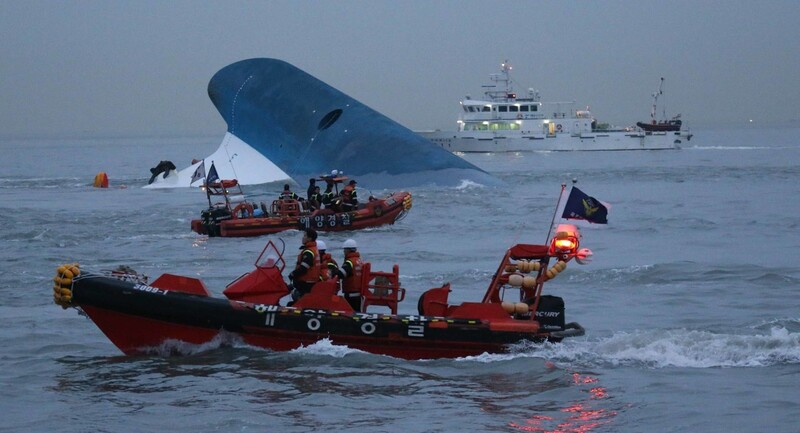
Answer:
[{"xmin": 1, "ymin": 127, "xmax": 798, "ymax": 432}]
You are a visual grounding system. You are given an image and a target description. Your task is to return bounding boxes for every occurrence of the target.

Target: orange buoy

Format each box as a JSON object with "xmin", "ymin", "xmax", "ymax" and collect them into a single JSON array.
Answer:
[{"xmin": 93, "ymin": 172, "xmax": 109, "ymax": 188}]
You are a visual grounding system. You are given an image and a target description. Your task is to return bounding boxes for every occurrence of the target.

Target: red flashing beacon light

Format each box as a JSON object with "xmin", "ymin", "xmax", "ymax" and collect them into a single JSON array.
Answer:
[{"xmin": 548, "ymin": 224, "xmax": 580, "ymax": 259}]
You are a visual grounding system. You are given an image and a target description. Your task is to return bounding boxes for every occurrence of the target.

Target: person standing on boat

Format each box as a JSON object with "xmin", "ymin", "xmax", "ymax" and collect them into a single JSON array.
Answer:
[
  {"xmin": 316, "ymin": 240, "xmax": 340, "ymax": 282},
  {"xmin": 308, "ymin": 185, "xmax": 322, "ymax": 211},
  {"xmin": 287, "ymin": 228, "xmax": 321, "ymax": 305},
  {"xmin": 334, "ymin": 238, "xmax": 363, "ymax": 311},
  {"xmin": 321, "ymin": 183, "xmax": 336, "ymax": 209},
  {"xmin": 338, "ymin": 180, "xmax": 359, "ymax": 212},
  {"xmin": 279, "ymin": 184, "xmax": 300, "ymax": 201},
  {"xmin": 306, "ymin": 178, "xmax": 317, "ymax": 201}
]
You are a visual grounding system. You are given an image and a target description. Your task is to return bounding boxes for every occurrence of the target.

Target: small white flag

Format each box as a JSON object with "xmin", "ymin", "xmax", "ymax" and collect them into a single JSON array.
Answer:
[{"xmin": 190, "ymin": 161, "xmax": 205, "ymax": 184}]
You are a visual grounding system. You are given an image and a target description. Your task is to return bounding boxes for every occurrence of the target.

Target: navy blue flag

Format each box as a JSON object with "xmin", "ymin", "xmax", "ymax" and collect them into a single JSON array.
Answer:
[
  {"xmin": 561, "ymin": 187, "xmax": 608, "ymax": 224},
  {"xmin": 206, "ymin": 162, "xmax": 219, "ymax": 184},
  {"xmin": 190, "ymin": 161, "xmax": 205, "ymax": 184}
]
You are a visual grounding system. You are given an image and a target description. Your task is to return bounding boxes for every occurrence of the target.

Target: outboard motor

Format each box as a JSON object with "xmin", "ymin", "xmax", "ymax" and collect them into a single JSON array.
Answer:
[
  {"xmin": 534, "ymin": 295, "xmax": 565, "ymax": 331},
  {"xmin": 200, "ymin": 207, "xmax": 232, "ymax": 237}
]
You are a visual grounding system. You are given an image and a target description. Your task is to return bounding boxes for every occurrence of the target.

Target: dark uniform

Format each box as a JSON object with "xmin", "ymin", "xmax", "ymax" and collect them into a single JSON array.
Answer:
[
  {"xmin": 288, "ymin": 229, "xmax": 321, "ymax": 304},
  {"xmin": 336, "ymin": 247, "xmax": 362, "ymax": 311}
]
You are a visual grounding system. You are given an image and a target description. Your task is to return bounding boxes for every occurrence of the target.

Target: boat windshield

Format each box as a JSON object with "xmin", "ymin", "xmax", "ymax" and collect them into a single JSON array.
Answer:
[{"xmin": 256, "ymin": 240, "xmax": 286, "ymax": 270}]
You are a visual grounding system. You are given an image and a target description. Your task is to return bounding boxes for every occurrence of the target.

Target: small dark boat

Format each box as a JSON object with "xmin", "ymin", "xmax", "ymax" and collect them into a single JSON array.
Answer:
[
  {"xmin": 53, "ymin": 222, "xmax": 591, "ymax": 360},
  {"xmin": 636, "ymin": 116, "xmax": 682, "ymax": 132},
  {"xmin": 637, "ymin": 77, "xmax": 690, "ymax": 137},
  {"xmin": 190, "ymin": 176, "xmax": 412, "ymax": 237}
]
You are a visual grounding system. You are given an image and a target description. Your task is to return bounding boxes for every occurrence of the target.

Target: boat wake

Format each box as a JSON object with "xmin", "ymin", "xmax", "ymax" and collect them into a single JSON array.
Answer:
[
  {"xmin": 689, "ymin": 145, "xmax": 766, "ymax": 150},
  {"xmin": 508, "ymin": 322, "xmax": 800, "ymax": 368}
]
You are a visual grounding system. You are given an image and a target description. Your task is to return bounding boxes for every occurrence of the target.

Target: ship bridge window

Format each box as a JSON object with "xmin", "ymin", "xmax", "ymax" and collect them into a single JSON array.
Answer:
[
  {"xmin": 489, "ymin": 122, "xmax": 520, "ymax": 131},
  {"xmin": 509, "ymin": 106, "xmax": 519, "ymax": 112},
  {"xmin": 465, "ymin": 123, "xmax": 487, "ymax": 131},
  {"xmin": 520, "ymin": 105, "xmax": 529, "ymax": 112},
  {"xmin": 498, "ymin": 106, "xmax": 508, "ymax": 112},
  {"xmin": 481, "ymin": 106, "xmax": 490, "ymax": 112}
]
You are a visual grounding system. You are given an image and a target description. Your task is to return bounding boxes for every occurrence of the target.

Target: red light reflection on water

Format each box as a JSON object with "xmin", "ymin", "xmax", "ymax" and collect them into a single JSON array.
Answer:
[{"xmin": 508, "ymin": 372, "xmax": 616, "ymax": 433}]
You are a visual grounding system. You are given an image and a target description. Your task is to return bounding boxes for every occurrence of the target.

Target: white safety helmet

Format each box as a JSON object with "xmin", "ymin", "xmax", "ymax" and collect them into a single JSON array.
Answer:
[
  {"xmin": 331, "ymin": 169, "xmax": 338, "ymax": 176},
  {"xmin": 342, "ymin": 239, "xmax": 357, "ymax": 249},
  {"xmin": 316, "ymin": 240, "xmax": 327, "ymax": 251}
]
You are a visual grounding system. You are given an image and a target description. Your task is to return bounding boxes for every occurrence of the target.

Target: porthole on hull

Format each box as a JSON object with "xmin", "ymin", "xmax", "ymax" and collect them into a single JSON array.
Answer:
[{"xmin": 318, "ymin": 109, "xmax": 343, "ymax": 130}]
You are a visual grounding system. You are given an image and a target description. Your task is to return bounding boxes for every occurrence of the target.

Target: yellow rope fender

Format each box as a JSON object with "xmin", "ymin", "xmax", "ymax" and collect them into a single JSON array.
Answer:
[
  {"xmin": 403, "ymin": 194, "xmax": 412, "ymax": 210},
  {"xmin": 53, "ymin": 263, "xmax": 80, "ymax": 308},
  {"xmin": 543, "ymin": 260, "xmax": 567, "ymax": 281}
]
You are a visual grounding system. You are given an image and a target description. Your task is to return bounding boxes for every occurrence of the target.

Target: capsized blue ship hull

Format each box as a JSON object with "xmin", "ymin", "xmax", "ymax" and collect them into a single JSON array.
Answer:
[{"xmin": 207, "ymin": 58, "xmax": 500, "ymax": 189}]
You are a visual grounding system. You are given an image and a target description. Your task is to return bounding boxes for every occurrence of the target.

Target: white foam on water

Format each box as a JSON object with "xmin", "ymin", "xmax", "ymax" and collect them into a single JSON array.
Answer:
[
  {"xmin": 289, "ymin": 338, "xmax": 364, "ymax": 358},
  {"xmin": 454, "ymin": 179, "xmax": 486, "ymax": 190},
  {"xmin": 504, "ymin": 325, "xmax": 800, "ymax": 368}
]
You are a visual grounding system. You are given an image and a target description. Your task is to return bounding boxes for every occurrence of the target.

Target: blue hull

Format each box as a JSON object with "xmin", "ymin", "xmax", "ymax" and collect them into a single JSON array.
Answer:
[{"xmin": 207, "ymin": 58, "xmax": 500, "ymax": 188}]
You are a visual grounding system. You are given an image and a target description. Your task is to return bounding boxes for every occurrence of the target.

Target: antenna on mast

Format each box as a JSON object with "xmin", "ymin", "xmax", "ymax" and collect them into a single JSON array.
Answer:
[{"xmin": 650, "ymin": 77, "xmax": 665, "ymax": 121}]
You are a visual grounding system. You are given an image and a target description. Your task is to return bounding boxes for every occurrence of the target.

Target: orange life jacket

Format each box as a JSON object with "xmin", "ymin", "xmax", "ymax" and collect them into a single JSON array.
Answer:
[
  {"xmin": 341, "ymin": 251, "xmax": 362, "ymax": 294},
  {"xmin": 320, "ymin": 252, "xmax": 338, "ymax": 281},
  {"xmin": 342, "ymin": 185, "xmax": 356, "ymax": 202},
  {"xmin": 294, "ymin": 241, "xmax": 321, "ymax": 283}
]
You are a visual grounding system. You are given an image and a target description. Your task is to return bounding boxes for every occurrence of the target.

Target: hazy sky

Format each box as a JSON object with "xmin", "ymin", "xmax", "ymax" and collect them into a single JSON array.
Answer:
[{"xmin": 2, "ymin": 0, "xmax": 799, "ymax": 138}]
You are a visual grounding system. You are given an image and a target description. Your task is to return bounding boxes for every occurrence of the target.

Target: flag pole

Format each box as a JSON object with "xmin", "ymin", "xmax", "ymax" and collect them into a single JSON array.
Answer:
[
  {"xmin": 544, "ymin": 181, "xmax": 570, "ymax": 245},
  {"xmin": 530, "ymin": 181, "xmax": 571, "ymax": 310}
]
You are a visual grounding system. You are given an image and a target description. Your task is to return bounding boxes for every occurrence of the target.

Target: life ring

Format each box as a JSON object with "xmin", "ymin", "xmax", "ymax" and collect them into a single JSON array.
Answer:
[
  {"xmin": 374, "ymin": 206, "xmax": 383, "ymax": 217},
  {"xmin": 232, "ymin": 202, "xmax": 254, "ymax": 219},
  {"xmin": 556, "ymin": 124, "xmax": 563, "ymax": 132}
]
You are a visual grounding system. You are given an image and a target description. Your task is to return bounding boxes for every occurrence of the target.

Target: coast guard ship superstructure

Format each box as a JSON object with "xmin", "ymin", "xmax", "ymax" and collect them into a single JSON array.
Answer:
[{"xmin": 420, "ymin": 61, "xmax": 691, "ymax": 152}]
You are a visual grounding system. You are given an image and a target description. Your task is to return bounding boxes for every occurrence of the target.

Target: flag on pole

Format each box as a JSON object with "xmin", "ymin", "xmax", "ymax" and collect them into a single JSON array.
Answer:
[
  {"xmin": 206, "ymin": 162, "xmax": 219, "ymax": 184},
  {"xmin": 190, "ymin": 161, "xmax": 205, "ymax": 184},
  {"xmin": 561, "ymin": 187, "xmax": 608, "ymax": 224}
]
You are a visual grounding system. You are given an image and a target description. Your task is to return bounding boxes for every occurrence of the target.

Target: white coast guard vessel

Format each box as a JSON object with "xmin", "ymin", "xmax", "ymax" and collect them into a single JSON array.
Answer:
[{"xmin": 420, "ymin": 62, "xmax": 691, "ymax": 152}]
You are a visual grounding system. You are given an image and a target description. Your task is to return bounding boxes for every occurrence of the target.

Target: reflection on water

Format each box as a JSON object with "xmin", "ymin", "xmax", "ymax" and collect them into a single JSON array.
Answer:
[{"xmin": 509, "ymin": 372, "xmax": 616, "ymax": 433}]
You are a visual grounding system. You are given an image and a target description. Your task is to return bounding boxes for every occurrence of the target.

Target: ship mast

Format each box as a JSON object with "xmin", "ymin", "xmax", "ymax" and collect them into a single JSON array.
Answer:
[
  {"xmin": 650, "ymin": 77, "xmax": 665, "ymax": 121},
  {"xmin": 484, "ymin": 60, "xmax": 515, "ymax": 102}
]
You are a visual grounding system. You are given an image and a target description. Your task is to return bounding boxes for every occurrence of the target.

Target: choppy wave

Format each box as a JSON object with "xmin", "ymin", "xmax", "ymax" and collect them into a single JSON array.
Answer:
[
  {"xmin": 289, "ymin": 338, "xmax": 365, "ymax": 358},
  {"xmin": 139, "ymin": 331, "xmax": 242, "ymax": 356},
  {"xmin": 454, "ymin": 179, "xmax": 487, "ymax": 190},
  {"xmin": 565, "ymin": 262, "xmax": 800, "ymax": 286},
  {"xmin": 516, "ymin": 323, "xmax": 800, "ymax": 368}
]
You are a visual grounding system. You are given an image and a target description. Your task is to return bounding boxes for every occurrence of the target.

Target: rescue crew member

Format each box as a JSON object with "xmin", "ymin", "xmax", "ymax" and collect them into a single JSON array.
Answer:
[
  {"xmin": 279, "ymin": 183, "xmax": 300, "ymax": 201},
  {"xmin": 316, "ymin": 240, "xmax": 340, "ymax": 282},
  {"xmin": 287, "ymin": 228, "xmax": 321, "ymax": 305},
  {"xmin": 309, "ymin": 185, "xmax": 322, "ymax": 211},
  {"xmin": 306, "ymin": 178, "xmax": 316, "ymax": 201},
  {"xmin": 321, "ymin": 183, "xmax": 336, "ymax": 209},
  {"xmin": 342, "ymin": 180, "xmax": 358, "ymax": 211},
  {"xmin": 334, "ymin": 238, "xmax": 363, "ymax": 311}
]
